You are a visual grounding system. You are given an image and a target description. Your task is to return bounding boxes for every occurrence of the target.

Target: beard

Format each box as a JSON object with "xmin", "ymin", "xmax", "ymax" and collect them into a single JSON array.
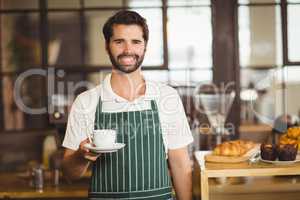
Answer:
[{"xmin": 107, "ymin": 49, "xmax": 145, "ymax": 74}]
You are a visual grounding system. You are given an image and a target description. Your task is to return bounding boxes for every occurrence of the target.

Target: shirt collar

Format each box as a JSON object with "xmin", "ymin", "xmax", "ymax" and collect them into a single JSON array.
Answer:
[{"xmin": 100, "ymin": 73, "xmax": 156, "ymax": 103}]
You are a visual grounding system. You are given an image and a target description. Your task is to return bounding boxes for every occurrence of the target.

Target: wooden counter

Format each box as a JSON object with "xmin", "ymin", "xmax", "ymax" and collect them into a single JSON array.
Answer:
[
  {"xmin": 194, "ymin": 151, "xmax": 300, "ymax": 200},
  {"xmin": 0, "ymin": 172, "xmax": 88, "ymax": 199}
]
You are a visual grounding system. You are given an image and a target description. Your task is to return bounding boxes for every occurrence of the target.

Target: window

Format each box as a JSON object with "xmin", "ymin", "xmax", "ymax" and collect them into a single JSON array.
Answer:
[
  {"xmin": 0, "ymin": 0, "xmax": 213, "ymax": 131},
  {"xmin": 238, "ymin": 0, "xmax": 300, "ymax": 125},
  {"xmin": 287, "ymin": 1, "xmax": 300, "ymax": 62}
]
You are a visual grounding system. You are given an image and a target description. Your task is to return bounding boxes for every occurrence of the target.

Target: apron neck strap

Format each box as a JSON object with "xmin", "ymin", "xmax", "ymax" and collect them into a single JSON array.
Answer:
[{"xmin": 150, "ymin": 100, "xmax": 157, "ymax": 111}]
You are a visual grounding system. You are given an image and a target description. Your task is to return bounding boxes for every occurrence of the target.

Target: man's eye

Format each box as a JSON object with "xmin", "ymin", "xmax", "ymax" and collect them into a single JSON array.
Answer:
[
  {"xmin": 132, "ymin": 40, "xmax": 142, "ymax": 44},
  {"xmin": 114, "ymin": 40, "xmax": 124, "ymax": 44}
]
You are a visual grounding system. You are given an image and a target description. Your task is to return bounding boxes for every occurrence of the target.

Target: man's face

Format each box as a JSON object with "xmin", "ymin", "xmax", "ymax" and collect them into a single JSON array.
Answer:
[{"xmin": 106, "ymin": 24, "xmax": 146, "ymax": 74}]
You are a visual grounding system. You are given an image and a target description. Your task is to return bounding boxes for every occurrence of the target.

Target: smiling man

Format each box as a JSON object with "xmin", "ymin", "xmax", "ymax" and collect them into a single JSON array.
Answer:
[{"xmin": 62, "ymin": 10, "xmax": 193, "ymax": 200}]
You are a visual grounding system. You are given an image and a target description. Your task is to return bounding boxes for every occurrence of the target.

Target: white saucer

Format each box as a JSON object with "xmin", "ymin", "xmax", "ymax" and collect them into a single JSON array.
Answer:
[{"xmin": 84, "ymin": 143, "xmax": 125, "ymax": 153}]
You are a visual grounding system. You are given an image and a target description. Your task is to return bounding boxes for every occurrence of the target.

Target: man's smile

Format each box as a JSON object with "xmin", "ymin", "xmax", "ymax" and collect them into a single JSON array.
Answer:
[{"xmin": 118, "ymin": 55, "xmax": 138, "ymax": 65}]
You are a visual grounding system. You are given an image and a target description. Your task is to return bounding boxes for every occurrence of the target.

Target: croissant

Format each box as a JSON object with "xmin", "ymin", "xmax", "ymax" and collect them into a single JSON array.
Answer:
[
  {"xmin": 277, "ymin": 127, "xmax": 300, "ymax": 151},
  {"xmin": 236, "ymin": 140, "xmax": 255, "ymax": 151},
  {"xmin": 286, "ymin": 127, "xmax": 300, "ymax": 139},
  {"xmin": 279, "ymin": 134, "xmax": 297, "ymax": 145},
  {"xmin": 213, "ymin": 140, "xmax": 254, "ymax": 157}
]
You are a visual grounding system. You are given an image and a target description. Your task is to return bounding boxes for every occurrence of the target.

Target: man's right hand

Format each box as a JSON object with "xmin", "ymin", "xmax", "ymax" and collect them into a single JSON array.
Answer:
[
  {"xmin": 79, "ymin": 139, "xmax": 100, "ymax": 162},
  {"xmin": 62, "ymin": 139, "xmax": 100, "ymax": 180}
]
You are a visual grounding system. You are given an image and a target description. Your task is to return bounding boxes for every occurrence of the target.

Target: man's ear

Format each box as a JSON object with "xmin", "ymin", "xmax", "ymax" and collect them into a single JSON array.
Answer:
[
  {"xmin": 105, "ymin": 43, "xmax": 109, "ymax": 53},
  {"xmin": 144, "ymin": 42, "xmax": 147, "ymax": 52}
]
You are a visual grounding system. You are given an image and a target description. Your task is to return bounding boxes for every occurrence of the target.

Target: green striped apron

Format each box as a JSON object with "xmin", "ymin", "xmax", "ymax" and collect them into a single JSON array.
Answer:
[{"xmin": 89, "ymin": 99, "xmax": 172, "ymax": 200}]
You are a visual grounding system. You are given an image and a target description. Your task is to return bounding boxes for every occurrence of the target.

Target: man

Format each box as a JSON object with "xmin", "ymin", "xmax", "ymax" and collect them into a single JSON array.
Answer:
[{"xmin": 62, "ymin": 10, "xmax": 193, "ymax": 200}]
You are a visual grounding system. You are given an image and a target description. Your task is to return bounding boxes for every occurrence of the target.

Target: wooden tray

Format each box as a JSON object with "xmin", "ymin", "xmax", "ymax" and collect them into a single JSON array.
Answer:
[{"xmin": 205, "ymin": 144, "xmax": 260, "ymax": 163}]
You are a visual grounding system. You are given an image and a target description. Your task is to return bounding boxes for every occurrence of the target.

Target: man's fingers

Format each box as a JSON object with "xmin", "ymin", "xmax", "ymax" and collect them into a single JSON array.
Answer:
[
  {"xmin": 84, "ymin": 153, "xmax": 100, "ymax": 161},
  {"xmin": 79, "ymin": 138, "xmax": 91, "ymax": 152},
  {"xmin": 78, "ymin": 138, "xmax": 100, "ymax": 161},
  {"xmin": 87, "ymin": 151, "xmax": 100, "ymax": 157},
  {"xmin": 82, "ymin": 138, "xmax": 90, "ymax": 144},
  {"xmin": 80, "ymin": 138, "xmax": 90, "ymax": 146},
  {"xmin": 84, "ymin": 156, "xmax": 97, "ymax": 161}
]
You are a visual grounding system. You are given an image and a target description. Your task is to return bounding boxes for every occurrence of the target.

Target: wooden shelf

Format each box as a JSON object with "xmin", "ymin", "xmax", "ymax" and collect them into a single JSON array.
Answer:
[
  {"xmin": 210, "ymin": 176, "xmax": 300, "ymax": 194},
  {"xmin": 194, "ymin": 151, "xmax": 300, "ymax": 200},
  {"xmin": 239, "ymin": 124, "xmax": 273, "ymax": 133}
]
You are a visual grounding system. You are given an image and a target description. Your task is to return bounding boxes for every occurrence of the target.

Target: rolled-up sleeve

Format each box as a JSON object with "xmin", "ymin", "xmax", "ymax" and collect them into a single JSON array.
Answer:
[{"xmin": 62, "ymin": 96, "xmax": 89, "ymax": 150}]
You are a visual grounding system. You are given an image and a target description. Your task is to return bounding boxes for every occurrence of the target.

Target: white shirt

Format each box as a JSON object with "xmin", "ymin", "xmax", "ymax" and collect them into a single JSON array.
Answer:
[{"xmin": 62, "ymin": 73, "xmax": 194, "ymax": 154}]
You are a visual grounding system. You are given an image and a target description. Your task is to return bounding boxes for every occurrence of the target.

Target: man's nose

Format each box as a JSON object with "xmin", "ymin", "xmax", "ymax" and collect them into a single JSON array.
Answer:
[{"xmin": 123, "ymin": 42, "xmax": 132, "ymax": 54}]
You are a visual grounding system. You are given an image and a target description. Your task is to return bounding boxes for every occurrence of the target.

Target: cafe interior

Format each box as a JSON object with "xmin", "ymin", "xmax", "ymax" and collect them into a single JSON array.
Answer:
[{"xmin": 1, "ymin": 0, "xmax": 300, "ymax": 199}]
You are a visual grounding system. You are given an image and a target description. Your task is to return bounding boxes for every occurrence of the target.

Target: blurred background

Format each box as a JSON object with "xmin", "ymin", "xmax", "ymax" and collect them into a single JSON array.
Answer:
[
  {"xmin": 0, "ymin": 0, "xmax": 300, "ymax": 196},
  {"xmin": 1, "ymin": 0, "xmax": 300, "ymax": 166}
]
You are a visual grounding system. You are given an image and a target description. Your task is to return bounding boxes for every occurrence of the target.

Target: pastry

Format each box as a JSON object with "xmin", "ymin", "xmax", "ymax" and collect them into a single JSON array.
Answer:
[
  {"xmin": 279, "ymin": 132, "xmax": 300, "ymax": 150},
  {"xmin": 277, "ymin": 144, "xmax": 298, "ymax": 161},
  {"xmin": 213, "ymin": 140, "xmax": 255, "ymax": 157},
  {"xmin": 260, "ymin": 143, "xmax": 277, "ymax": 161},
  {"xmin": 286, "ymin": 127, "xmax": 300, "ymax": 139}
]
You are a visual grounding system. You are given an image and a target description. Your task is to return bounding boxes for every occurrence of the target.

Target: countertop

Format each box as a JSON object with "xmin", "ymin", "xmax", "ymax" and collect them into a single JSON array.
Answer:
[{"xmin": 0, "ymin": 172, "xmax": 89, "ymax": 199}]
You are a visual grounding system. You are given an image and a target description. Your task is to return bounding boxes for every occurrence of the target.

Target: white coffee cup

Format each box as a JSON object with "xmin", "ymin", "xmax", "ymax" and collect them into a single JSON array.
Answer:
[{"xmin": 92, "ymin": 129, "xmax": 116, "ymax": 148}]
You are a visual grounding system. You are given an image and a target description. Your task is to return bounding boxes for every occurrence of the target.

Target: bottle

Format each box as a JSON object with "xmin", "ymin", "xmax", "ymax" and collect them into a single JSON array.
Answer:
[
  {"xmin": 43, "ymin": 135, "xmax": 58, "ymax": 169},
  {"xmin": 49, "ymin": 149, "xmax": 63, "ymax": 187},
  {"xmin": 32, "ymin": 165, "xmax": 44, "ymax": 191},
  {"xmin": 53, "ymin": 168, "xmax": 59, "ymax": 187}
]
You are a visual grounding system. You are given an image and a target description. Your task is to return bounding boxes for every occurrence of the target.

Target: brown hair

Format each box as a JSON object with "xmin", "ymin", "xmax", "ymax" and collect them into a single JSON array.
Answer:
[{"xmin": 102, "ymin": 10, "xmax": 149, "ymax": 45}]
